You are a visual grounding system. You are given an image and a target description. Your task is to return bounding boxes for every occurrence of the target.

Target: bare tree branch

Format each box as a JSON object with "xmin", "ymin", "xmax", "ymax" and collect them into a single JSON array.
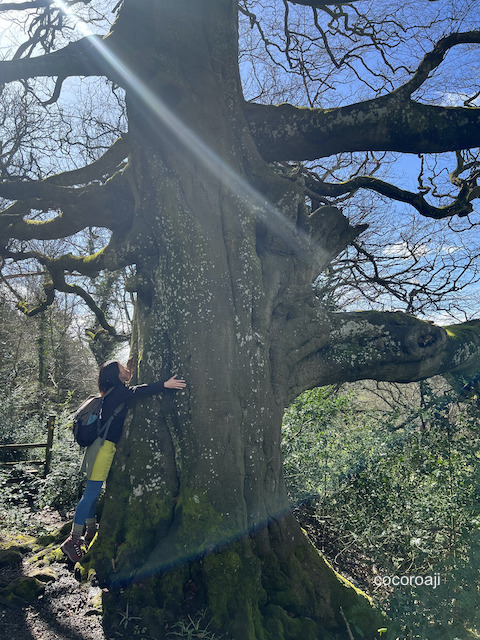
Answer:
[
  {"xmin": 0, "ymin": 170, "xmax": 133, "ymax": 241},
  {"xmin": 17, "ymin": 273, "xmax": 119, "ymax": 336},
  {"xmin": 0, "ymin": 134, "xmax": 128, "ymax": 191},
  {"xmin": 0, "ymin": 1, "xmax": 50, "ymax": 11},
  {"xmin": 244, "ymin": 97, "xmax": 480, "ymax": 161},
  {"xmin": 2, "ymin": 242, "xmax": 132, "ymax": 336},
  {"xmin": 0, "ymin": 0, "xmax": 92, "ymax": 10},
  {"xmin": 283, "ymin": 310, "xmax": 480, "ymax": 400},
  {"xmin": 0, "ymin": 35, "xmax": 109, "ymax": 84},
  {"xmin": 396, "ymin": 31, "xmax": 480, "ymax": 99},
  {"xmin": 304, "ymin": 172, "xmax": 478, "ymax": 219},
  {"xmin": 39, "ymin": 74, "xmax": 67, "ymax": 106},
  {"xmin": 0, "ymin": 136, "xmax": 131, "ymax": 242},
  {"xmin": 286, "ymin": 0, "xmax": 361, "ymax": 6},
  {"xmin": 244, "ymin": 29, "xmax": 480, "ymax": 161},
  {"xmin": 2, "ymin": 245, "xmax": 104, "ymax": 277}
]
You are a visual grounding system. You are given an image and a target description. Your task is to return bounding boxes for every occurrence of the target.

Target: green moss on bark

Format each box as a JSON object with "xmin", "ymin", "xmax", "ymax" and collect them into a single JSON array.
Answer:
[
  {"xmin": 203, "ymin": 544, "xmax": 267, "ymax": 638},
  {"xmin": 173, "ymin": 489, "xmax": 226, "ymax": 551},
  {"xmin": 264, "ymin": 604, "xmax": 335, "ymax": 640}
]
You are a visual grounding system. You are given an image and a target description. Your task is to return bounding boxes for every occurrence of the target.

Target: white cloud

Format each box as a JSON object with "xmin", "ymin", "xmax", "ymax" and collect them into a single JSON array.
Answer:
[
  {"xmin": 442, "ymin": 92, "xmax": 480, "ymax": 107},
  {"xmin": 440, "ymin": 245, "xmax": 461, "ymax": 255},
  {"xmin": 383, "ymin": 242, "xmax": 430, "ymax": 258}
]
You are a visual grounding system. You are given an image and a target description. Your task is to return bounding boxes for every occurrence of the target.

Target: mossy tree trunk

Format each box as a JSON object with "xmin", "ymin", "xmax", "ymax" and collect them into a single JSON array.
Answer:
[{"xmin": 85, "ymin": 1, "xmax": 382, "ymax": 637}]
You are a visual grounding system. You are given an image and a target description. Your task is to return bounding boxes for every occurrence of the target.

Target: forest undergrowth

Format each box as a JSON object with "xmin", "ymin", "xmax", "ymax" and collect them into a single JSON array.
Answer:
[
  {"xmin": 282, "ymin": 379, "xmax": 480, "ymax": 640},
  {"xmin": 1, "ymin": 303, "xmax": 480, "ymax": 640}
]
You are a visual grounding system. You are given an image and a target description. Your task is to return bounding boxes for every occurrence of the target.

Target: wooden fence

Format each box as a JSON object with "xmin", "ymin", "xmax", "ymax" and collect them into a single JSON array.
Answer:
[{"xmin": 0, "ymin": 415, "xmax": 56, "ymax": 477}]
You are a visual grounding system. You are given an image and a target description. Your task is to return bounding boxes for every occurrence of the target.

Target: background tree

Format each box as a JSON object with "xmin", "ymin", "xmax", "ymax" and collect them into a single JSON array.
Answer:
[{"xmin": 1, "ymin": 1, "xmax": 480, "ymax": 638}]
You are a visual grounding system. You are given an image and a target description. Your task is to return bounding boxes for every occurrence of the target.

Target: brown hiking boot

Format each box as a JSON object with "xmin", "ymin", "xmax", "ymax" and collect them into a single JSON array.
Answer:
[
  {"xmin": 84, "ymin": 524, "xmax": 99, "ymax": 547},
  {"xmin": 60, "ymin": 535, "xmax": 84, "ymax": 563}
]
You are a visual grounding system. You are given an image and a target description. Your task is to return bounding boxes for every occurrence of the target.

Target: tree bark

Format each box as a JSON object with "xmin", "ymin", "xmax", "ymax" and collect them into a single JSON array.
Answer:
[
  {"xmin": 76, "ymin": 1, "xmax": 383, "ymax": 638},
  {"xmin": 282, "ymin": 310, "xmax": 480, "ymax": 402},
  {"xmin": 244, "ymin": 98, "xmax": 480, "ymax": 162}
]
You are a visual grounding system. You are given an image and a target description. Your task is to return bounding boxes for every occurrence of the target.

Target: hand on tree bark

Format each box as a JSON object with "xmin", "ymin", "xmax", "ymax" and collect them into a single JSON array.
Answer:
[{"xmin": 164, "ymin": 374, "xmax": 186, "ymax": 389}]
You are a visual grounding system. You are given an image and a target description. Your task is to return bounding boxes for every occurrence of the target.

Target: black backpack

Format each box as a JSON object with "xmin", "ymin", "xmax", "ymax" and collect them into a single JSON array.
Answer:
[{"xmin": 72, "ymin": 389, "xmax": 125, "ymax": 447}]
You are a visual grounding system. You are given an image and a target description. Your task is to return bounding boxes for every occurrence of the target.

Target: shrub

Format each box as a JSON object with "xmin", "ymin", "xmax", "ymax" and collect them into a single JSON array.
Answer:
[{"xmin": 282, "ymin": 381, "xmax": 480, "ymax": 640}]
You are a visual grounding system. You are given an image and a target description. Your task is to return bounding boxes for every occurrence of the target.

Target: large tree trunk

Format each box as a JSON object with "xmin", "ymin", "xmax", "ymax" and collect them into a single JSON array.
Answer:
[{"xmin": 83, "ymin": 1, "xmax": 382, "ymax": 638}]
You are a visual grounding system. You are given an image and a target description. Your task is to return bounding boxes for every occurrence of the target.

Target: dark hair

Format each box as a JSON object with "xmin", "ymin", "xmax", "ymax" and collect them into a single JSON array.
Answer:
[{"xmin": 98, "ymin": 360, "xmax": 122, "ymax": 393}]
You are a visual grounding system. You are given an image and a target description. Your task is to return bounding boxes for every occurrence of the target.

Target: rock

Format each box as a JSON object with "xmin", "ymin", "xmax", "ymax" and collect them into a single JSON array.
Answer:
[
  {"xmin": 33, "ymin": 545, "xmax": 65, "ymax": 567},
  {"xmin": 35, "ymin": 521, "xmax": 71, "ymax": 549},
  {"xmin": 85, "ymin": 588, "xmax": 103, "ymax": 616},
  {"xmin": 0, "ymin": 533, "xmax": 35, "ymax": 552},
  {"xmin": 0, "ymin": 575, "xmax": 45, "ymax": 606},
  {"xmin": 0, "ymin": 548, "xmax": 23, "ymax": 569},
  {"xmin": 27, "ymin": 567, "xmax": 58, "ymax": 583}
]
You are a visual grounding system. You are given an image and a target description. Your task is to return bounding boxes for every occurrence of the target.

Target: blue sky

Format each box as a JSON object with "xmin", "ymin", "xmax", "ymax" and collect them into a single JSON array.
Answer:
[{"xmin": 1, "ymin": 0, "xmax": 480, "ymax": 325}]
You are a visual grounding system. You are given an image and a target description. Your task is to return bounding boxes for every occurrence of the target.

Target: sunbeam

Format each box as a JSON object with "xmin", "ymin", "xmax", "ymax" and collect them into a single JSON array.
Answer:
[
  {"xmin": 52, "ymin": 0, "xmax": 324, "ymax": 260},
  {"xmin": 50, "ymin": 0, "xmax": 327, "ymax": 576}
]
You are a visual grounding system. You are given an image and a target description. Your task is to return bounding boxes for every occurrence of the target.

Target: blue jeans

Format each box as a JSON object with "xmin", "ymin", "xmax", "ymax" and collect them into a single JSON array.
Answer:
[{"xmin": 73, "ymin": 480, "xmax": 103, "ymax": 526}]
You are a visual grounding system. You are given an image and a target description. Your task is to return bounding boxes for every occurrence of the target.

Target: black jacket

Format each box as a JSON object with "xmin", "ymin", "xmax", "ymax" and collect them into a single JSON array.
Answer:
[{"xmin": 100, "ymin": 381, "xmax": 167, "ymax": 444}]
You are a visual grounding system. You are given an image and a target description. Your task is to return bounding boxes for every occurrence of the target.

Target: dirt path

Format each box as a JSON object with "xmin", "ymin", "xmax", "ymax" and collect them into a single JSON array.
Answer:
[
  {"xmin": 0, "ymin": 509, "xmax": 107, "ymax": 640},
  {"xmin": 1, "ymin": 558, "xmax": 106, "ymax": 640}
]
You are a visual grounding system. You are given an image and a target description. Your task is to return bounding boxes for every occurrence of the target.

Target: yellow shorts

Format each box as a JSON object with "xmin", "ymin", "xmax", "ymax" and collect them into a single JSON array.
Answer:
[{"xmin": 89, "ymin": 440, "xmax": 117, "ymax": 481}]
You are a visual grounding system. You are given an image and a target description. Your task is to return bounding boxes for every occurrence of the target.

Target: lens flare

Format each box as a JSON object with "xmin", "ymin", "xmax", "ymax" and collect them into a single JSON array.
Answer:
[
  {"xmin": 53, "ymin": 0, "xmax": 323, "ymax": 258},
  {"xmin": 52, "ymin": 1, "xmax": 324, "ymax": 577}
]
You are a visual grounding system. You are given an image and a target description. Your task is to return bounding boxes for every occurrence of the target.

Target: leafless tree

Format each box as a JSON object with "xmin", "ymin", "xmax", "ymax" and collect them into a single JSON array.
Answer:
[{"xmin": 0, "ymin": 1, "xmax": 480, "ymax": 638}]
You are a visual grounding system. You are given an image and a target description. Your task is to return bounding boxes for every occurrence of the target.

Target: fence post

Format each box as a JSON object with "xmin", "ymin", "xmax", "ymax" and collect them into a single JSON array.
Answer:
[{"xmin": 43, "ymin": 415, "xmax": 55, "ymax": 477}]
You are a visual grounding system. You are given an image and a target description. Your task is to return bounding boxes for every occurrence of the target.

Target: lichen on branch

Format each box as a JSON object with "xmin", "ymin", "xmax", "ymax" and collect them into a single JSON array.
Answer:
[{"xmin": 283, "ymin": 309, "xmax": 480, "ymax": 401}]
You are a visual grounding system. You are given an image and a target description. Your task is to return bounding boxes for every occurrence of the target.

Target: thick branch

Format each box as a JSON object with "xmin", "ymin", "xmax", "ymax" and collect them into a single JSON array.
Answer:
[
  {"xmin": 0, "ymin": 35, "xmax": 108, "ymax": 84},
  {"xmin": 245, "ymin": 30, "xmax": 480, "ymax": 161},
  {"xmin": 0, "ymin": 135, "xmax": 128, "ymax": 196},
  {"xmin": 0, "ymin": 0, "xmax": 91, "ymax": 10},
  {"xmin": 0, "ymin": 1, "xmax": 50, "ymax": 11},
  {"xmin": 284, "ymin": 310, "xmax": 480, "ymax": 400},
  {"xmin": 39, "ymin": 135, "xmax": 129, "ymax": 187},
  {"xmin": 244, "ymin": 98, "xmax": 480, "ymax": 162},
  {"xmin": 0, "ymin": 170, "xmax": 133, "ymax": 241},
  {"xmin": 2, "ymin": 246, "xmax": 106, "ymax": 277}
]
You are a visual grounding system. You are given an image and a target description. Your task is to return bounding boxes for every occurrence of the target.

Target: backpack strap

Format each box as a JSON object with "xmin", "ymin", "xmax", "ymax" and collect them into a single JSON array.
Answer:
[
  {"xmin": 99, "ymin": 400, "xmax": 126, "ymax": 445},
  {"xmin": 95, "ymin": 386, "xmax": 114, "ymax": 422}
]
